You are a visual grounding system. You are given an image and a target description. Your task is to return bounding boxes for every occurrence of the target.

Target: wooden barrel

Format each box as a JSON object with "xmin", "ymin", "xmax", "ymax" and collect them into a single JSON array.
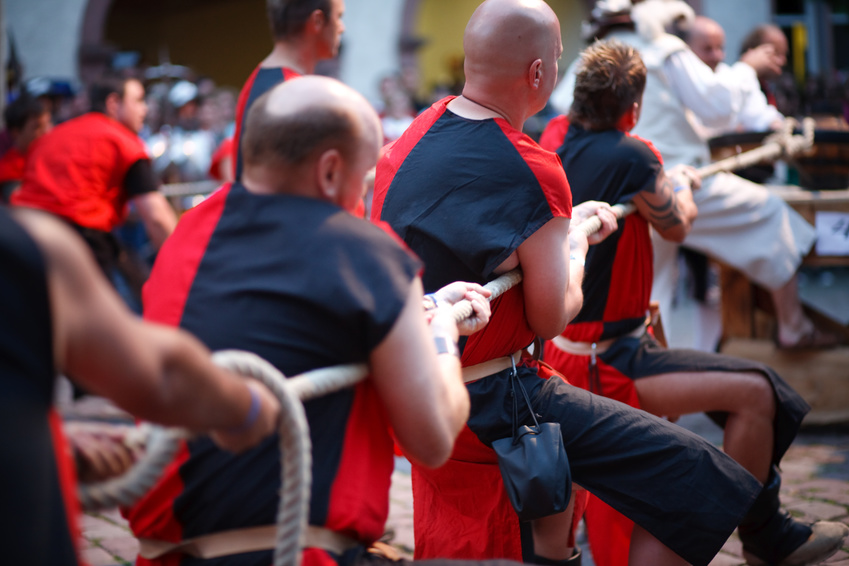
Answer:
[{"xmin": 708, "ymin": 129, "xmax": 849, "ymax": 190}]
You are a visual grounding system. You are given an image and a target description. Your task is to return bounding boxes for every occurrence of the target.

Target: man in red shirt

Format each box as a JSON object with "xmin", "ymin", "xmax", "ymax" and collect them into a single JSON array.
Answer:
[
  {"xmin": 12, "ymin": 76, "xmax": 177, "ymax": 294},
  {"xmin": 0, "ymin": 94, "xmax": 52, "ymax": 202}
]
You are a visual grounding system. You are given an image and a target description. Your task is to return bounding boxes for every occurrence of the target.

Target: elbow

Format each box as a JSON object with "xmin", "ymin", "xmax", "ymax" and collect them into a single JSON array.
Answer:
[
  {"xmin": 416, "ymin": 442, "xmax": 453, "ymax": 469},
  {"xmin": 406, "ymin": 431, "xmax": 456, "ymax": 469},
  {"xmin": 400, "ymin": 392, "xmax": 468, "ymax": 469},
  {"xmin": 527, "ymin": 306, "xmax": 571, "ymax": 339},
  {"xmin": 532, "ymin": 319, "xmax": 569, "ymax": 341},
  {"xmin": 662, "ymin": 226, "xmax": 689, "ymax": 243}
]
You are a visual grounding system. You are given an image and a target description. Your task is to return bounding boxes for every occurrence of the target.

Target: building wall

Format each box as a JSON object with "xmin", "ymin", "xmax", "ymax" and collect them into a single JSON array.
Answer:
[
  {"xmin": 104, "ymin": 0, "xmax": 269, "ymax": 89},
  {"xmin": 702, "ymin": 0, "xmax": 772, "ymax": 64},
  {"xmin": 339, "ymin": 0, "xmax": 405, "ymax": 107},
  {"xmin": 6, "ymin": 0, "xmax": 88, "ymax": 80},
  {"xmin": 413, "ymin": 0, "xmax": 588, "ymax": 98}
]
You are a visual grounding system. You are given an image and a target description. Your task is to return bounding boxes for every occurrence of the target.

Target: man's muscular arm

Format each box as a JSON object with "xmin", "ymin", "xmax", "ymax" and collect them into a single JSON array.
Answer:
[
  {"xmin": 133, "ymin": 191, "xmax": 178, "ymax": 250},
  {"xmin": 124, "ymin": 159, "xmax": 178, "ymax": 250},
  {"xmin": 369, "ymin": 278, "xmax": 474, "ymax": 469},
  {"xmin": 515, "ymin": 203, "xmax": 617, "ymax": 339},
  {"xmin": 515, "ymin": 217, "xmax": 573, "ymax": 339},
  {"xmin": 13, "ymin": 208, "xmax": 279, "ymax": 453},
  {"xmin": 633, "ymin": 165, "xmax": 699, "ymax": 243}
]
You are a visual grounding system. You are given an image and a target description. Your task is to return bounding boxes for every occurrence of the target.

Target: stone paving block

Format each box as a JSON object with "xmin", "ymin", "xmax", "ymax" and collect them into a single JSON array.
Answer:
[
  {"xmin": 99, "ymin": 507, "xmax": 131, "ymax": 526},
  {"xmin": 389, "ymin": 518, "xmax": 416, "ymax": 557},
  {"xmin": 99, "ymin": 536, "xmax": 139, "ymax": 561},
  {"xmin": 80, "ymin": 546, "xmax": 120, "ymax": 566},
  {"xmin": 82, "ymin": 518, "xmax": 133, "ymax": 540},
  {"xmin": 781, "ymin": 460, "xmax": 820, "ymax": 482},
  {"xmin": 796, "ymin": 479, "xmax": 849, "ymax": 501},
  {"xmin": 708, "ymin": 551, "xmax": 744, "ymax": 566},
  {"xmin": 785, "ymin": 500, "xmax": 848, "ymax": 521},
  {"xmin": 718, "ymin": 533, "xmax": 742, "ymax": 556},
  {"xmin": 80, "ymin": 513, "xmax": 110, "ymax": 530}
]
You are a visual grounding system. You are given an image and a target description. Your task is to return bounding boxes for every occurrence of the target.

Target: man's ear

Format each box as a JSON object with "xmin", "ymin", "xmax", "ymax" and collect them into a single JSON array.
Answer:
[
  {"xmin": 528, "ymin": 59, "xmax": 543, "ymax": 89},
  {"xmin": 316, "ymin": 148, "xmax": 343, "ymax": 202},
  {"xmin": 104, "ymin": 92, "xmax": 121, "ymax": 120},
  {"xmin": 616, "ymin": 102, "xmax": 640, "ymax": 132},
  {"xmin": 307, "ymin": 8, "xmax": 326, "ymax": 34}
]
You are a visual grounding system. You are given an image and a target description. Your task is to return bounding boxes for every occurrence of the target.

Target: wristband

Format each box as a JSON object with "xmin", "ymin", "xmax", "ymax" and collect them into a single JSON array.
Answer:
[
  {"xmin": 569, "ymin": 254, "xmax": 586, "ymax": 267},
  {"xmin": 228, "ymin": 386, "xmax": 261, "ymax": 434},
  {"xmin": 434, "ymin": 335, "xmax": 460, "ymax": 357},
  {"xmin": 673, "ymin": 184, "xmax": 687, "ymax": 193}
]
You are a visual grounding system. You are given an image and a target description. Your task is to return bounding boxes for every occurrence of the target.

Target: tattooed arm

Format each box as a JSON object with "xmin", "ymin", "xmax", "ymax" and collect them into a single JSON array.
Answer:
[{"xmin": 632, "ymin": 165, "xmax": 700, "ymax": 243}]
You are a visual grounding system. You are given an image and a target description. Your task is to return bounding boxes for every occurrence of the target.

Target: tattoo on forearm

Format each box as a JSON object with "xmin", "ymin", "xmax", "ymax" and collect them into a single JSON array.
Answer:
[{"xmin": 643, "ymin": 176, "xmax": 683, "ymax": 231}]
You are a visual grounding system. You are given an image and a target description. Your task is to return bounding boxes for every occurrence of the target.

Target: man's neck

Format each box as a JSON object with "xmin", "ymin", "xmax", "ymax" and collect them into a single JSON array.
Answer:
[
  {"xmin": 447, "ymin": 94, "xmax": 521, "ymax": 130},
  {"xmin": 242, "ymin": 166, "xmax": 318, "ymax": 201},
  {"xmin": 261, "ymin": 41, "xmax": 317, "ymax": 75}
]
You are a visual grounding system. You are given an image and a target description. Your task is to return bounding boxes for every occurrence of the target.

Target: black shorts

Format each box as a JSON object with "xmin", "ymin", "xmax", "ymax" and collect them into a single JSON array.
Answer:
[{"xmin": 465, "ymin": 361, "xmax": 761, "ymax": 566}]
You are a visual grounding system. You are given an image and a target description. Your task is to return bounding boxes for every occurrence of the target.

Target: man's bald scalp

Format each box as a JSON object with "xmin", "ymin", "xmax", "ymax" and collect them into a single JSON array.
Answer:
[
  {"xmin": 242, "ymin": 76, "xmax": 367, "ymax": 169},
  {"xmin": 689, "ymin": 16, "xmax": 723, "ymax": 41},
  {"xmin": 464, "ymin": 0, "xmax": 559, "ymax": 80}
]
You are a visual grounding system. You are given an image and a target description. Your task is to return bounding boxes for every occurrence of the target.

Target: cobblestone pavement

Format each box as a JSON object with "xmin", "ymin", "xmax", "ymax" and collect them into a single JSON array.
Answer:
[{"xmin": 79, "ymin": 414, "xmax": 849, "ymax": 565}]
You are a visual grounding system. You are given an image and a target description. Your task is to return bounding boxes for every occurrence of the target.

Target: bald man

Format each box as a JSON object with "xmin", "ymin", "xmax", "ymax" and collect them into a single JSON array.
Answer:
[
  {"xmin": 373, "ymin": 2, "xmax": 763, "ymax": 565},
  {"xmin": 124, "ymin": 76, "xmax": 502, "ymax": 566},
  {"xmin": 686, "ymin": 16, "xmax": 784, "ymax": 134}
]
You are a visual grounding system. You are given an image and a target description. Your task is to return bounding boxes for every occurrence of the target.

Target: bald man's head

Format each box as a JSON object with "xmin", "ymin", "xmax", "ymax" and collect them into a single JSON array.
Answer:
[
  {"xmin": 242, "ymin": 76, "xmax": 381, "ymax": 207},
  {"xmin": 463, "ymin": 0, "xmax": 562, "ymax": 95},
  {"xmin": 687, "ymin": 16, "xmax": 725, "ymax": 71},
  {"xmin": 243, "ymin": 76, "xmax": 379, "ymax": 169}
]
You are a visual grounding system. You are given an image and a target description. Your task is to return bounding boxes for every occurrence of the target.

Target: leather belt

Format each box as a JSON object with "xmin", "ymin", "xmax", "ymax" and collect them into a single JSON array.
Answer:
[
  {"xmin": 549, "ymin": 325, "xmax": 646, "ymax": 357},
  {"xmin": 461, "ymin": 350, "xmax": 522, "ymax": 383},
  {"xmin": 138, "ymin": 524, "xmax": 360, "ymax": 560}
]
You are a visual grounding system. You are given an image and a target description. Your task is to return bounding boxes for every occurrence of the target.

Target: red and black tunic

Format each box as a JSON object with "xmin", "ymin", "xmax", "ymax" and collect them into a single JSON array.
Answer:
[
  {"xmin": 127, "ymin": 182, "xmax": 421, "ymax": 566},
  {"xmin": 374, "ymin": 96, "xmax": 573, "ymax": 560},
  {"xmin": 0, "ymin": 207, "xmax": 83, "ymax": 566},
  {"xmin": 541, "ymin": 119, "xmax": 810, "ymax": 566},
  {"xmin": 232, "ymin": 66, "xmax": 301, "ymax": 181}
]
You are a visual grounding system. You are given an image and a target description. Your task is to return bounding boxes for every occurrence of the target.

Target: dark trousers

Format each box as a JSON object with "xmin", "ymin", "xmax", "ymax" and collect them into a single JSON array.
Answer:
[{"xmin": 466, "ymin": 364, "xmax": 762, "ymax": 566}]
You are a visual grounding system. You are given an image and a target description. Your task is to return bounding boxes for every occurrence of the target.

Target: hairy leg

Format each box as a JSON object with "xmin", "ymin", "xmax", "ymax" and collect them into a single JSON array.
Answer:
[
  {"xmin": 634, "ymin": 371, "xmax": 775, "ymax": 482},
  {"xmin": 532, "ymin": 490, "xmax": 577, "ymax": 560},
  {"xmin": 629, "ymin": 524, "xmax": 689, "ymax": 566}
]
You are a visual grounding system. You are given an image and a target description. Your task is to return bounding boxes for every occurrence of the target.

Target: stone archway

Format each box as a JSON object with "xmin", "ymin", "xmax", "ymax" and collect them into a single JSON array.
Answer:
[
  {"xmin": 79, "ymin": 0, "xmax": 115, "ymax": 85},
  {"xmin": 78, "ymin": 0, "xmax": 269, "ymax": 88}
]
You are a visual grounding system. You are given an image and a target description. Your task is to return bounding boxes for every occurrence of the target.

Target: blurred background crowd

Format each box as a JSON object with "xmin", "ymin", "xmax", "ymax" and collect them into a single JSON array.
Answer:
[{"xmin": 2, "ymin": 1, "xmax": 847, "ymax": 185}]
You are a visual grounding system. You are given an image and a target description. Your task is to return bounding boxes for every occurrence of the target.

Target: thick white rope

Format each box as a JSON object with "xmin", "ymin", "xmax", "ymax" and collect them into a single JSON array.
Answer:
[{"xmin": 697, "ymin": 117, "xmax": 815, "ymax": 178}]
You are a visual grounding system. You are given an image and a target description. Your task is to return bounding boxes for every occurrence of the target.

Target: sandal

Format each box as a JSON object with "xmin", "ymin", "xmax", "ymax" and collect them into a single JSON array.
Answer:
[{"xmin": 776, "ymin": 326, "xmax": 844, "ymax": 351}]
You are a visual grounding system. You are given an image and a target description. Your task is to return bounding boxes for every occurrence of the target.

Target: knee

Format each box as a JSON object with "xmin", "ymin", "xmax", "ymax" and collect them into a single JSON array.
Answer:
[{"xmin": 735, "ymin": 373, "xmax": 776, "ymax": 420}]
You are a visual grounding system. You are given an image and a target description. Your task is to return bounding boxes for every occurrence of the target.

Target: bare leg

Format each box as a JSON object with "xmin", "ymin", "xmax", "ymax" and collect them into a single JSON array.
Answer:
[
  {"xmin": 771, "ymin": 275, "xmax": 811, "ymax": 346},
  {"xmin": 532, "ymin": 490, "xmax": 577, "ymax": 560},
  {"xmin": 634, "ymin": 371, "xmax": 775, "ymax": 482},
  {"xmin": 629, "ymin": 524, "xmax": 689, "ymax": 566}
]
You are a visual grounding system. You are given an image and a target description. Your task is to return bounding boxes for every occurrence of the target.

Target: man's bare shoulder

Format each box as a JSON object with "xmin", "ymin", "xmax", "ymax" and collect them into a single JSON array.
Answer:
[{"xmin": 10, "ymin": 208, "xmax": 91, "ymax": 270}]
